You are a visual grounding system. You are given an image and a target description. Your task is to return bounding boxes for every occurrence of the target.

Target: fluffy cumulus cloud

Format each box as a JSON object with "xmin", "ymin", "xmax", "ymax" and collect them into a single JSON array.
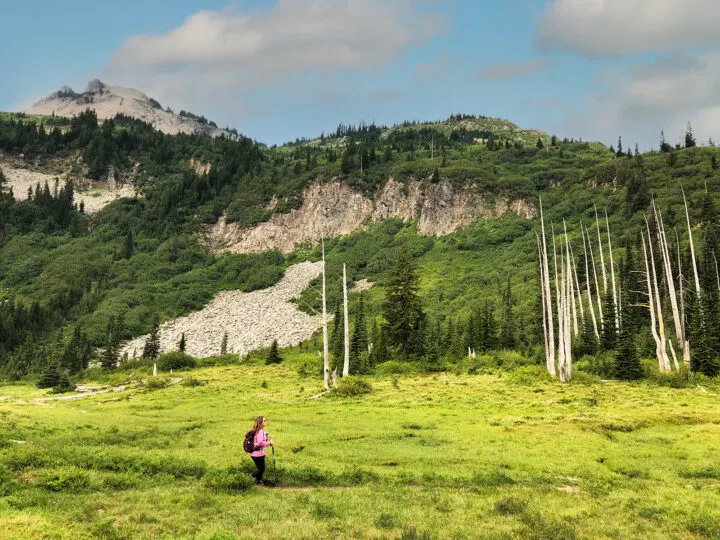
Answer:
[
  {"xmin": 478, "ymin": 59, "xmax": 551, "ymax": 81},
  {"xmin": 106, "ymin": 0, "xmax": 447, "ymax": 113},
  {"xmin": 565, "ymin": 52, "xmax": 720, "ymax": 147},
  {"xmin": 537, "ymin": 0, "xmax": 720, "ymax": 56}
]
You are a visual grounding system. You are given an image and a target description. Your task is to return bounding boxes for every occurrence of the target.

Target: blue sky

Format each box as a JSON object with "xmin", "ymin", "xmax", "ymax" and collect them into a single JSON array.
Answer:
[{"xmin": 3, "ymin": 0, "xmax": 720, "ymax": 148}]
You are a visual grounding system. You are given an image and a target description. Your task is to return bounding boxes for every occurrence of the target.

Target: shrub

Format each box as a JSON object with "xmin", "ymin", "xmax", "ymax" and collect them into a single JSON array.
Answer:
[
  {"xmin": 375, "ymin": 512, "xmax": 398, "ymax": 529},
  {"xmin": 205, "ymin": 467, "xmax": 253, "ymax": 493},
  {"xmin": 496, "ymin": 350, "xmax": 533, "ymax": 370},
  {"xmin": 37, "ymin": 468, "xmax": 91, "ymax": 493},
  {"xmin": 466, "ymin": 354, "xmax": 497, "ymax": 374},
  {"xmin": 198, "ymin": 354, "xmax": 239, "ymax": 367},
  {"xmin": 157, "ymin": 351, "xmax": 197, "ymax": 371},
  {"xmin": 335, "ymin": 376, "xmax": 372, "ymax": 397},
  {"xmin": 495, "ymin": 496, "xmax": 528, "ymax": 515},
  {"xmin": 144, "ymin": 377, "xmax": 171, "ymax": 391},
  {"xmin": 182, "ymin": 377, "xmax": 206, "ymax": 387},
  {"xmin": 374, "ymin": 361, "xmax": 419, "ymax": 375},
  {"xmin": 51, "ymin": 372, "xmax": 75, "ymax": 394},
  {"xmin": 507, "ymin": 365, "xmax": 548, "ymax": 385}
]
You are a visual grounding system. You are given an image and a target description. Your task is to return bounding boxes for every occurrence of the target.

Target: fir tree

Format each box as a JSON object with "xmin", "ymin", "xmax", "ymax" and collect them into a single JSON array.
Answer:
[
  {"xmin": 178, "ymin": 333, "xmax": 186, "ymax": 352},
  {"xmin": 536, "ymin": 138, "xmax": 544, "ymax": 150},
  {"xmin": 350, "ymin": 294, "xmax": 368, "ymax": 373},
  {"xmin": 500, "ymin": 277, "xmax": 516, "ymax": 349},
  {"xmin": 37, "ymin": 362, "xmax": 60, "ymax": 389},
  {"xmin": 383, "ymin": 247, "xmax": 424, "ymax": 359},
  {"xmin": 330, "ymin": 304, "xmax": 344, "ymax": 370},
  {"xmin": 121, "ymin": 230, "xmax": 134, "ymax": 259},
  {"xmin": 143, "ymin": 315, "xmax": 161, "ymax": 360},
  {"xmin": 685, "ymin": 122, "xmax": 696, "ymax": 148},
  {"xmin": 600, "ymin": 292, "xmax": 617, "ymax": 351},
  {"xmin": 266, "ymin": 340, "xmax": 283, "ymax": 365},
  {"xmin": 220, "ymin": 331, "xmax": 228, "ymax": 355},
  {"xmin": 614, "ymin": 292, "xmax": 642, "ymax": 380}
]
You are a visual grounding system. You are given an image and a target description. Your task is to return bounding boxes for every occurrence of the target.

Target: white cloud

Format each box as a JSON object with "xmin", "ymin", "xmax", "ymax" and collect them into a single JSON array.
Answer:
[
  {"xmin": 564, "ymin": 52, "xmax": 720, "ymax": 148},
  {"xmin": 537, "ymin": 0, "xmax": 720, "ymax": 56},
  {"xmin": 105, "ymin": 0, "xmax": 447, "ymax": 115},
  {"xmin": 478, "ymin": 59, "xmax": 552, "ymax": 81}
]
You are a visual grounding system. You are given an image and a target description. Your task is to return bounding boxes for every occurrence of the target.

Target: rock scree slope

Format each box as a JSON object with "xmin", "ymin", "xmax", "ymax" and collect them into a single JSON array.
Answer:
[{"xmin": 120, "ymin": 261, "xmax": 324, "ymax": 359}]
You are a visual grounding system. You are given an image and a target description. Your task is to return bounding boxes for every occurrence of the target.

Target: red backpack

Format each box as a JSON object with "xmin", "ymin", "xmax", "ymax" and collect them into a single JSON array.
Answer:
[{"xmin": 243, "ymin": 430, "xmax": 258, "ymax": 453}]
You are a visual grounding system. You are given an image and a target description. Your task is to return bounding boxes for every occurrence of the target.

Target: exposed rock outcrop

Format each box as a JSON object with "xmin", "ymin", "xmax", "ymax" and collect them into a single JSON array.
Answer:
[
  {"xmin": 210, "ymin": 178, "xmax": 536, "ymax": 254},
  {"xmin": 119, "ymin": 261, "xmax": 324, "ymax": 359},
  {"xmin": 26, "ymin": 81, "xmax": 234, "ymax": 138}
]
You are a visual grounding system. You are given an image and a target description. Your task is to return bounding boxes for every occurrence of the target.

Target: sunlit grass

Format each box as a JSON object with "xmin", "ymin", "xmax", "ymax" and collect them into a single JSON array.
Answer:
[{"xmin": 1, "ymin": 352, "xmax": 719, "ymax": 538}]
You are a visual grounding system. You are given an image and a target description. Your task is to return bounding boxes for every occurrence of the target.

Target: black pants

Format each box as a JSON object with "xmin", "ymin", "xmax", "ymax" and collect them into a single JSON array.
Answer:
[{"xmin": 251, "ymin": 455, "xmax": 266, "ymax": 483}]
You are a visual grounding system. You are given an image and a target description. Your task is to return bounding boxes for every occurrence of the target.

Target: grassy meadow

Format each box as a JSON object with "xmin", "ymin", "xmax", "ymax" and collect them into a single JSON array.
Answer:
[{"xmin": 1, "ymin": 351, "xmax": 719, "ymax": 539}]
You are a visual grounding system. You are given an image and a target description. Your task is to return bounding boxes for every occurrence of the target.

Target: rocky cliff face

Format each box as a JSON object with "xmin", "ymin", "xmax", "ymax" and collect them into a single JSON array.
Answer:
[{"xmin": 210, "ymin": 178, "xmax": 536, "ymax": 254}]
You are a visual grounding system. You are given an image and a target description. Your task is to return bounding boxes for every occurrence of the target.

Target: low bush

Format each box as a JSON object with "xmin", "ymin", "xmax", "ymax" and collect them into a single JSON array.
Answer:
[
  {"xmin": 37, "ymin": 468, "xmax": 91, "ymax": 493},
  {"xmin": 335, "ymin": 376, "xmax": 372, "ymax": 397},
  {"xmin": 144, "ymin": 377, "xmax": 171, "ymax": 391},
  {"xmin": 374, "ymin": 361, "xmax": 419, "ymax": 375},
  {"xmin": 198, "ymin": 355, "xmax": 240, "ymax": 367},
  {"xmin": 495, "ymin": 496, "xmax": 528, "ymax": 515},
  {"xmin": 204, "ymin": 467, "xmax": 253, "ymax": 493},
  {"xmin": 496, "ymin": 350, "xmax": 534, "ymax": 370},
  {"xmin": 158, "ymin": 351, "xmax": 197, "ymax": 371}
]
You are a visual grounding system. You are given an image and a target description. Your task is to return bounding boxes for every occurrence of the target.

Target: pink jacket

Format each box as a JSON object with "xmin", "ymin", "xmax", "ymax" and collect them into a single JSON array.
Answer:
[{"xmin": 251, "ymin": 429, "xmax": 272, "ymax": 457}]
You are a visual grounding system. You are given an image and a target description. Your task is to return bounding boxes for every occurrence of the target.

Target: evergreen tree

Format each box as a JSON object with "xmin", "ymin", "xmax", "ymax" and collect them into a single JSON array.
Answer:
[
  {"xmin": 576, "ymin": 318, "xmax": 598, "ymax": 358},
  {"xmin": 500, "ymin": 277, "xmax": 516, "ymax": 349},
  {"xmin": 220, "ymin": 331, "xmax": 228, "ymax": 355},
  {"xmin": 143, "ymin": 315, "xmax": 161, "ymax": 360},
  {"xmin": 53, "ymin": 371, "xmax": 75, "ymax": 394},
  {"xmin": 382, "ymin": 247, "xmax": 424, "ymax": 358},
  {"xmin": 341, "ymin": 143, "xmax": 356, "ymax": 174},
  {"xmin": 600, "ymin": 293, "xmax": 617, "ymax": 351},
  {"xmin": 660, "ymin": 130, "xmax": 672, "ymax": 153},
  {"xmin": 101, "ymin": 315, "xmax": 122, "ymax": 369},
  {"xmin": 37, "ymin": 362, "xmax": 60, "ymax": 389},
  {"xmin": 121, "ymin": 230, "xmax": 134, "ymax": 259},
  {"xmin": 330, "ymin": 304, "xmax": 344, "ymax": 370},
  {"xmin": 536, "ymin": 138, "xmax": 544, "ymax": 150},
  {"xmin": 614, "ymin": 291, "xmax": 642, "ymax": 380},
  {"xmin": 616, "ymin": 136, "xmax": 623, "ymax": 157},
  {"xmin": 712, "ymin": 155, "xmax": 718, "ymax": 170},
  {"xmin": 266, "ymin": 340, "xmax": 283, "ymax": 365},
  {"xmin": 179, "ymin": 333, "xmax": 186, "ymax": 352},
  {"xmin": 685, "ymin": 122, "xmax": 696, "ymax": 148},
  {"xmin": 350, "ymin": 295, "xmax": 368, "ymax": 373},
  {"xmin": 480, "ymin": 302, "xmax": 499, "ymax": 351}
]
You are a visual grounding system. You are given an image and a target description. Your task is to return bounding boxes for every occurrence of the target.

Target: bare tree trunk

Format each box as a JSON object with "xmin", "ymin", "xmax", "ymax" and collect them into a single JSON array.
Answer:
[
  {"xmin": 585, "ymin": 224, "xmax": 604, "ymax": 325},
  {"xmin": 646, "ymin": 219, "xmax": 672, "ymax": 372},
  {"xmin": 564, "ymin": 221, "xmax": 579, "ymax": 336},
  {"xmin": 642, "ymin": 231, "xmax": 665, "ymax": 372},
  {"xmin": 605, "ymin": 210, "xmax": 620, "ymax": 333},
  {"xmin": 595, "ymin": 205, "xmax": 608, "ymax": 295},
  {"xmin": 537, "ymin": 234, "xmax": 550, "ymax": 370},
  {"xmin": 565, "ymin": 246, "xmax": 573, "ymax": 381},
  {"xmin": 569, "ymin": 241, "xmax": 585, "ymax": 329},
  {"xmin": 322, "ymin": 239, "xmax": 330, "ymax": 390},
  {"xmin": 654, "ymin": 202, "xmax": 686, "ymax": 368},
  {"xmin": 342, "ymin": 263, "xmax": 350, "ymax": 377},
  {"xmin": 553, "ymin": 224, "xmax": 565, "ymax": 376},
  {"xmin": 677, "ymin": 229, "xmax": 690, "ymax": 368},
  {"xmin": 714, "ymin": 252, "xmax": 720, "ymax": 296},
  {"xmin": 539, "ymin": 199, "xmax": 557, "ymax": 377},
  {"xmin": 582, "ymin": 223, "xmax": 600, "ymax": 338},
  {"xmin": 683, "ymin": 188, "xmax": 702, "ymax": 296}
]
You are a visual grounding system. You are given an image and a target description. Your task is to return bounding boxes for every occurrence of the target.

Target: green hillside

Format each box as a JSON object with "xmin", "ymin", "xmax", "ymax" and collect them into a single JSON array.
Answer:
[{"xmin": 1, "ymin": 109, "xmax": 720, "ymax": 383}]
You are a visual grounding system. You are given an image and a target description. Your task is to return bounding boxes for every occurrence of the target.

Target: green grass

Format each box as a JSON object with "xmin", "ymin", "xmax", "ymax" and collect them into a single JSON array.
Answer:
[{"xmin": 1, "ymin": 351, "xmax": 719, "ymax": 538}]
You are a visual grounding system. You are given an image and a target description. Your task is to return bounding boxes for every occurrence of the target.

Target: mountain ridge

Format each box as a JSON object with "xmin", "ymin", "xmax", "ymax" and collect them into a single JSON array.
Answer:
[{"xmin": 25, "ymin": 79, "xmax": 235, "ymax": 138}]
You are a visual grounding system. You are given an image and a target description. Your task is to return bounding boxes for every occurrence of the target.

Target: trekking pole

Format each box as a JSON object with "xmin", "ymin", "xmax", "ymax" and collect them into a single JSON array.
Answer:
[{"xmin": 272, "ymin": 446, "xmax": 277, "ymax": 485}]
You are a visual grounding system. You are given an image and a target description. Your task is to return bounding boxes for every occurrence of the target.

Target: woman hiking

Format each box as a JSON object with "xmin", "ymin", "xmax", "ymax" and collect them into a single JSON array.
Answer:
[{"xmin": 248, "ymin": 416, "xmax": 274, "ymax": 485}]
